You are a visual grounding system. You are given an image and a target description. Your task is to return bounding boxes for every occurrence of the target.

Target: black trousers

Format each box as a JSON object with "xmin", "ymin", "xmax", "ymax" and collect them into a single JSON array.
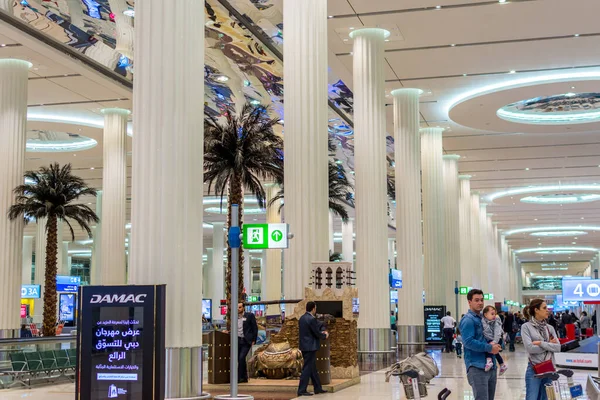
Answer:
[
  {"xmin": 443, "ymin": 328, "xmax": 454, "ymax": 352},
  {"xmin": 238, "ymin": 338, "xmax": 252, "ymax": 381},
  {"xmin": 298, "ymin": 350, "xmax": 322, "ymax": 394}
]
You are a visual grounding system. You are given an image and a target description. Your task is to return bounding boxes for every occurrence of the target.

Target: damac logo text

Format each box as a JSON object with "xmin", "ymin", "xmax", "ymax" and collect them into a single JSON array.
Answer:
[{"xmin": 90, "ymin": 294, "xmax": 147, "ymax": 304}]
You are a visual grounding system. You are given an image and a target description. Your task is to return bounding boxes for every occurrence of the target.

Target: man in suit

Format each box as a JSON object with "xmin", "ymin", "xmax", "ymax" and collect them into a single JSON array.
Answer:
[
  {"xmin": 297, "ymin": 301, "xmax": 329, "ymax": 396},
  {"xmin": 237, "ymin": 302, "xmax": 258, "ymax": 383}
]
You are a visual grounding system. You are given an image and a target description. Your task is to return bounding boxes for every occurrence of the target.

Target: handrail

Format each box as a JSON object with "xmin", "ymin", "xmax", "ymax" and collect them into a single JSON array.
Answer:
[{"xmin": 0, "ymin": 336, "xmax": 75, "ymax": 347}]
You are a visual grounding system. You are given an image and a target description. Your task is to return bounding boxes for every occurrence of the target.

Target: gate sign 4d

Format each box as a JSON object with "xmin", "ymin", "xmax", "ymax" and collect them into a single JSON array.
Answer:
[
  {"xmin": 562, "ymin": 278, "xmax": 600, "ymax": 301},
  {"xmin": 243, "ymin": 223, "xmax": 289, "ymax": 249}
]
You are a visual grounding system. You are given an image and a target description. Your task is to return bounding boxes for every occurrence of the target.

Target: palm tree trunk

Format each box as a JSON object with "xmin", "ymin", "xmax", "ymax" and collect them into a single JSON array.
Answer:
[
  {"xmin": 42, "ymin": 215, "xmax": 58, "ymax": 336},
  {"xmin": 225, "ymin": 174, "xmax": 245, "ymax": 330}
]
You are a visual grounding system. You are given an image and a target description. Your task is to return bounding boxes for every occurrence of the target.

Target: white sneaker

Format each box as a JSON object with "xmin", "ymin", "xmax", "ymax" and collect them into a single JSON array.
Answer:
[{"xmin": 500, "ymin": 364, "xmax": 508, "ymax": 376}]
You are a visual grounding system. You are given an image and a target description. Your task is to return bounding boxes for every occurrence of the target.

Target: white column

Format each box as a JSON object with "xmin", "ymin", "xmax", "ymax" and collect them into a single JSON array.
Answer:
[
  {"xmin": 22, "ymin": 236, "xmax": 33, "ymax": 284},
  {"xmin": 470, "ymin": 193, "xmax": 482, "ymax": 289},
  {"xmin": 283, "ymin": 0, "xmax": 329, "ymax": 298},
  {"xmin": 341, "ymin": 220, "xmax": 354, "ymax": 267},
  {"xmin": 329, "ymin": 212, "xmax": 335, "ymax": 255},
  {"xmin": 351, "ymin": 28, "xmax": 390, "ymax": 333},
  {"xmin": 458, "ymin": 176, "xmax": 472, "ymax": 299},
  {"xmin": 443, "ymin": 155, "xmax": 461, "ymax": 315},
  {"xmin": 209, "ymin": 223, "xmax": 225, "ymax": 321},
  {"xmin": 126, "ymin": 232, "xmax": 130, "ymax": 277},
  {"xmin": 265, "ymin": 185, "xmax": 282, "ymax": 314},
  {"xmin": 261, "ymin": 250, "xmax": 268, "ymax": 299},
  {"xmin": 60, "ymin": 241, "xmax": 70, "ymax": 276},
  {"xmin": 90, "ymin": 191, "xmax": 102, "ymax": 285},
  {"xmin": 244, "ymin": 249, "xmax": 251, "ymax": 296},
  {"xmin": 202, "ymin": 248, "xmax": 212, "ymax": 307},
  {"xmin": 34, "ymin": 218, "xmax": 47, "ymax": 320},
  {"xmin": 388, "ymin": 238, "xmax": 395, "ymax": 269},
  {"xmin": 392, "ymin": 88, "xmax": 425, "ymax": 339},
  {"xmin": 479, "ymin": 203, "xmax": 489, "ymax": 292},
  {"xmin": 421, "ymin": 127, "xmax": 446, "ymax": 305},
  {"xmin": 101, "ymin": 108, "xmax": 129, "ymax": 285},
  {"xmin": 0, "ymin": 59, "xmax": 29, "ymax": 334},
  {"xmin": 129, "ymin": 0, "xmax": 204, "ymax": 396}
]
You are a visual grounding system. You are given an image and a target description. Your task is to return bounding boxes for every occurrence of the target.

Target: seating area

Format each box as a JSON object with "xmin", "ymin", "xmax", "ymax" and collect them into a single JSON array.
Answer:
[{"xmin": 0, "ymin": 349, "xmax": 77, "ymax": 388}]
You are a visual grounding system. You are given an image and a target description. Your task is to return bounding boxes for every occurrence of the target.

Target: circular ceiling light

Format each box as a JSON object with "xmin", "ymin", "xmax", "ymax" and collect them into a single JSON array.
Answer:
[
  {"xmin": 486, "ymin": 184, "xmax": 600, "ymax": 202},
  {"xmin": 26, "ymin": 130, "xmax": 97, "ymax": 152},
  {"xmin": 520, "ymin": 193, "xmax": 600, "ymax": 204},
  {"xmin": 497, "ymin": 92, "xmax": 600, "ymax": 125},
  {"xmin": 205, "ymin": 207, "xmax": 265, "ymax": 215},
  {"xmin": 530, "ymin": 230, "xmax": 588, "ymax": 237},
  {"xmin": 503, "ymin": 225, "xmax": 600, "ymax": 236},
  {"xmin": 514, "ymin": 246, "xmax": 598, "ymax": 254}
]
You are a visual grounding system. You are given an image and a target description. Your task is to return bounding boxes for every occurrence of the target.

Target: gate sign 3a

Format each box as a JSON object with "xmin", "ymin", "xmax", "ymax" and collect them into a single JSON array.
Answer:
[
  {"xmin": 562, "ymin": 278, "xmax": 600, "ymax": 301},
  {"xmin": 243, "ymin": 223, "xmax": 289, "ymax": 249}
]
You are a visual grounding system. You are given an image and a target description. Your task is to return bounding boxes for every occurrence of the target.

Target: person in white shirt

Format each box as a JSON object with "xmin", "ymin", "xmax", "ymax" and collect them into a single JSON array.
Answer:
[{"xmin": 441, "ymin": 311, "xmax": 457, "ymax": 353}]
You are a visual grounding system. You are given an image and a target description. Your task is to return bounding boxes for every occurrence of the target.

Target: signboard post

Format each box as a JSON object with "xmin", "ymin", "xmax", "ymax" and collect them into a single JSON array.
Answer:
[
  {"xmin": 76, "ymin": 285, "xmax": 166, "ymax": 400},
  {"xmin": 424, "ymin": 306, "xmax": 446, "ymax": 343}
]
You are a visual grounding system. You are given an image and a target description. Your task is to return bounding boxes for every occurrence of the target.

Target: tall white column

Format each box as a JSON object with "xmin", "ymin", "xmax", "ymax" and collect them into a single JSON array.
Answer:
[
  {"xmin": 0, "ymin": 59, "xmax": 29, "ymax": 335},
  {"xmin": 34, "ymin": 218, "xmax": 47, "ymax": 320},
  {"xmin": 90, "ymin": 191, "xmax": 102, "ymax": 285},
  {"xmin": 421, "ymin": 127, "xmax": 446, "ymax": 305},
  {"xmin": 60, "ymin": 241, "xmax": 70, "ymax": 276},
  {"xmin": 283, "ymin": 0, "xmax": 329, "ymax": 298},
  {"xmin": 443, "ymin": 155, "xmax": 461, "ymax": 315},
  {"xmin": 208, "ymin": 223, "xmax": 225, "ymax": 321},
  {"xmin": 479, "ymin": 203, "xmax": 489, "ymax": 292},
  {"xmin": 265, "ymin": 185, "xmax": 282, "ymax": 314},
  {"xmin": 261, "ymin": 250, "xmax": 268, "ymax": 300},
  {"xmin": 388, "ymin": 238, "xmax": 395, "ymax": 269},
  {"xmin": 129, "ymin": 0, "xmax": 204, "ymax": 396},
  {"xmin": 392, "ymin": 88, "xmax": 425, "ymax": 348},
  {"xmin": 329, "ymin": 212, "xmax": 335, "ymax": 255},
  {"xmin": 470, "ymin": 193, "xmax": 482, "ymax": 289},
  {"xmin": 126, "ymin": 232, "xmax": 130, "ymax": 277},
  {"xmin": 22, "ymin": 236, "xmax": 33, "ymax": 284},
  {"xmin": 458, "ymin": 175, "xmax": 472, "ymax": 312},
  {"xmin": 244, "ymin": 249, "xmax": 251, "ymax": 296},
  {"xmin": 101, "ymin": 108, "xmax": 129, "ymax": 285},
  {"xmin": 351, "ymin": 28, "xmax": 390, "ymax": 339},
  {"xmin": 341, "ymin": 220, "xmax": 354, "ymax": 267}
]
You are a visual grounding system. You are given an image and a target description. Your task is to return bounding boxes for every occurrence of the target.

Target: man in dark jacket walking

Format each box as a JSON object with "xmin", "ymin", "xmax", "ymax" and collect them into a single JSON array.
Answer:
[
  {"xmin": 297, "ymin": 301, "xmax": 329, "ymax": 396},
  {"xmin": 236, "ymin": 302, "xmax": 258, "ymax": 383},
  {"xmin": 502, "ymin": 312, "xmax": 517, "ymax": 352}
]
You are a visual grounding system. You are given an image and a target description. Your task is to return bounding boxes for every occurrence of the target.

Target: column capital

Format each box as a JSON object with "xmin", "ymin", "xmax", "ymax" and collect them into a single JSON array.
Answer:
[
  {"xmin": 442, "ymin": 154, "xmax": 460, "ymax": 161},
  {"xmin": 101, "ymin": 107, "xmax": 131, "ymax": 116},
  {"xmin": 420, "ymin": 126, "xmax": 444, "ymax": 135},
  {"xmin": 459, "ymin": 174, "xmax": 472, "ymax": 180},
  {"xmin": 391, "ymin": 88, "xmax": 424, "ymax": 97},
  {"xmin": 0, "ymin": 59, "xmax": 32, "ymax": 69},
  {"xmin": 349, "ymin": 27, "xmax": 390, "ymax": 40}
]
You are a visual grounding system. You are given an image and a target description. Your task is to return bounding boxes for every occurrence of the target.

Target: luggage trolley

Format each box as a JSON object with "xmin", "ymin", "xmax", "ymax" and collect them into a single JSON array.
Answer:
[{"xmin": 535, "ymin": 369, "xmax": 585, "ymax": 399}]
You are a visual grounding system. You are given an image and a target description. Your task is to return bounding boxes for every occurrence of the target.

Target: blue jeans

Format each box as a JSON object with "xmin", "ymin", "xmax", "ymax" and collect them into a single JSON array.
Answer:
[
  {"xmin": 525, "ymin": 364, "xmax": 553, "ymax": 400},
  {"xmin": 467, "ymin": 367, "xmax": 497, "ymax": 400}
]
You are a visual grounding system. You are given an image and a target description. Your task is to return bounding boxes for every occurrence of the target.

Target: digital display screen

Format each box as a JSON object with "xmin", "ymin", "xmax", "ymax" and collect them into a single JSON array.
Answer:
[
  {"xmin": 424, "ymin": 306, "xmax": 446, "ymax": 343},
  {"xmin": 389, "ymin": 269, "xmax": 402, "ymax": 289},
  {"xmin": 562, "ymin": 279, "xmax": 600, "ymax": 301},
  {"xmin": 60, "ymin": 293, "xmax": 76, "ymax": 322},
  {"xmin": 352, "ymin": 298, "xmax": 359, "ymax": 313},
  {"xmin": 77, "ymin": 285, "xmax": 165, "ymax": 400},
  {"xmin": 390, "ymin": 291, "xmax": 398, "ymax": 303},
  {"xmin": 20, "ymin": 304, "xmax": 27, "ymax": 318},
  {"xmin": 202, "ymin": 299, "xmax": 212, "ymax": 319},
  {"xmin": 21, "ymin": 284, "xmax": 41, "ymax": 299},
  {"xmin": 57, "ymin": 275, "xmax": 80, "ymax": 292}
]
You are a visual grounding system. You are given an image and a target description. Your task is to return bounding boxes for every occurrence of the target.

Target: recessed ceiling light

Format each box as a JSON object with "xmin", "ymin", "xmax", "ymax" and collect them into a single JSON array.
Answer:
[
  {"xmin": 435, "ymin": 5, "xmax": 441, "ymax": 9},
  {"xmin": 574, "ymin": 34, "xmax": 580, "ymax": 37},
  {"xmin": 509, "ymin": 70, "xmax": 516, "ymax": 74},
  {"xmin": 499, "ymin": 0, "xmax": 506, "ymax": 2},
  {"xmin": 450, "ymin": 44, "xmax": 456, "ymax": 47},
  {"xmin": 571, "ymin": 86, "xmax": 576, "ymax": 89},
  {"xmin": 463, "ymin": 73, "xmax": 467, "ymax": 77},
  {"xmin": 385, "ymin": 39, "xmax": 390, "ymax": 42},
  {"xmin": 349, "ymin": 27, "xmax": 354, "ymax": 30},
  {"xmin": 525, "ymin": 167, "xmax": 529, "ymax": 170},
  {"xmin": 0, "ymin": 44, "xmax": 5, "ymax": 47},
  {"xmin": 90, "ymin": 167, "xmax": 94, "ymax": 170},
  {"xmin": 534, "ymin": 218, "xmax": 538, "ymax": 221},
  {"xmin": 73, "ymin": 154, "xmax": 76, "ymax": 156},
  {"xmin": 328, "ymin": 15, "xmax": 334, "ymax": 18},
  {"xmin": 582, "ymin": 217, "xmax": 585, "ymax": 219},
  {"xmin": 343, "ymin": 39, "xmax": 349, "ymax": 42}
]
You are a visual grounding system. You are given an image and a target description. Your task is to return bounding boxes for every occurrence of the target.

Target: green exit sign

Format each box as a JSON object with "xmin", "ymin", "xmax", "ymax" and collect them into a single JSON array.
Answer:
[
  {"xmin": 484, "ymin": 294, "xmax": 490, "ymax": 300},
  {"xmin": 242, "ymin": 223, "xmax": 289, "ymax": 249},
  {"xmin": 459, "ymin": 287, "xmax": 468, "ymax": 295}
]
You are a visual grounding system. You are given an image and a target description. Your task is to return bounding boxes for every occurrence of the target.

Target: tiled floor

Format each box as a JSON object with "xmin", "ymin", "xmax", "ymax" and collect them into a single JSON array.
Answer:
[{"xmin": 1, "ymin": 346, "xmax": 593, "ymax": 399}]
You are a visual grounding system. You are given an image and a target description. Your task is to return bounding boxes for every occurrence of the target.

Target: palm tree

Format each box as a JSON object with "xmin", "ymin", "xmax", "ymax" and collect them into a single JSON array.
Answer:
[
  {"xmin": 8, "ymin": 163, "xmax": 99, "ymax": 336},
  {"xmin": 204, "ymin": 103, "xmax": 283, "ymax": 327},
  {"xmin": 269, "ymin": 138, "xmax": 354, "ymax": 222}
]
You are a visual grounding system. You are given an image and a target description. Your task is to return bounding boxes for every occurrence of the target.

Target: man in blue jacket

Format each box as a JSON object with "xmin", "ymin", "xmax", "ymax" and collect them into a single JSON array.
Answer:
[
  {"xmin": 297, "ymin": 301, "xmax": 329, "ymax": 396},
  {"xmin": 459, "ymin": 289, "xmax": 502, "ymax": 400}
]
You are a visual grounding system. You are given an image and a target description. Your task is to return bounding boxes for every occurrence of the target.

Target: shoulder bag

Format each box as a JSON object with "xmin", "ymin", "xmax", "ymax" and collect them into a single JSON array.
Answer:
[{"xmin": 530, "ymin": 327, "xmax": 556, "ymax": 374}]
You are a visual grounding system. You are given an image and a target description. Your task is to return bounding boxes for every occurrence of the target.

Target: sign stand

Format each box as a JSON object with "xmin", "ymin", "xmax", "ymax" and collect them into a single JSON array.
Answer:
[{"xmin": 214, "ymin": 204, "xmax": 253, "ymax": 400}]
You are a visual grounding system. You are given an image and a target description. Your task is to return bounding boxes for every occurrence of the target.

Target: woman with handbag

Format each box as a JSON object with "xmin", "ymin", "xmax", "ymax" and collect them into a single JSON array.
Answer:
[{"xmin": 522, "ymin": 299, "xmax": 561, "ymax": 400}]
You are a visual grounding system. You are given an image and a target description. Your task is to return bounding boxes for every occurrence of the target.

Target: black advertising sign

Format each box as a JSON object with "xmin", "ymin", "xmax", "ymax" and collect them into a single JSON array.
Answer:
[
  {"xmin": 76, "ymin": 285, "xmax": 165, "ymax": 400},
  {"xmin": 424, "ymin": 305, "xmax": 446, "ymax": 343}
]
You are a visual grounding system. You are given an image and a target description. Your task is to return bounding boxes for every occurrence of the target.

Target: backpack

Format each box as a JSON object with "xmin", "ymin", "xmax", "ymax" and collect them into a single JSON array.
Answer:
[{"xmin": 512, "ymin": 319, "xmax": 520, "ymax": 333}]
